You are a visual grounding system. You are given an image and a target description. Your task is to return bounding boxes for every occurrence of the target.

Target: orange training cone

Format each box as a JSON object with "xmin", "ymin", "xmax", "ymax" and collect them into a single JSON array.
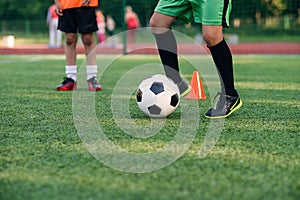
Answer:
[{"xmin": 185, "ymin": 71, "xmax": 206, "ymax": 100}]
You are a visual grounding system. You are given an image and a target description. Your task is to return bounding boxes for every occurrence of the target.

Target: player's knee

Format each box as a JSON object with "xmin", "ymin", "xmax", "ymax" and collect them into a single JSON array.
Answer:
[
  {"xmin": 65, "ymin": 34, "xmax": 77, "ymax": 46},
  {"xmin": 202, "ymin": 33, "xmax": 219, "ymax": 46},
  {"xmin": 150, "ymin": 17, "xmax": 169, "ymax": 34},
  {"xmin": 202, "ymin": 29, "xmax": 223, "ymax": 46},
  {"xmin": 149, "ymin": 16, "xmax": 158, "ymax": 28},
  {"xmin": 81, "ymin": 34, "xmax": 93, "ymax": 46}
]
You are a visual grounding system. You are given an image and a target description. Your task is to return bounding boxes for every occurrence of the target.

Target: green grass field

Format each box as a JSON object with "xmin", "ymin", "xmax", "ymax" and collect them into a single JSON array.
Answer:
[{"xmin": 0, "ymin": 54, "xmax": 299, "ymax": 200}]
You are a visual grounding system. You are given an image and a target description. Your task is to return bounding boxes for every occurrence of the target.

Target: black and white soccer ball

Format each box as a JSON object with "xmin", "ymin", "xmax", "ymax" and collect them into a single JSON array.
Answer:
[{"xmin": 136, "ymin": 74, "xmax": 180, "ymax": 118}]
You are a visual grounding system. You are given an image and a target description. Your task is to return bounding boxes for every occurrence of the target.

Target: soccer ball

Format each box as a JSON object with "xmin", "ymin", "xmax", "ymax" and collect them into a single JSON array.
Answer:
[{"xmin": 136, "ymin": 74, "xmax": 180, "ymax": 118}]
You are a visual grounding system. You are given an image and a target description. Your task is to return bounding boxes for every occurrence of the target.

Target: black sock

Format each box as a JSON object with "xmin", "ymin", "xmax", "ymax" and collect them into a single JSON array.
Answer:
[
  {"xmin": 208, "ymin": 39, "xmax": 237, "ymax": 96},
  {"xmin": 154, "ymin": 30, "xmax": 182, "ymax": 83}
]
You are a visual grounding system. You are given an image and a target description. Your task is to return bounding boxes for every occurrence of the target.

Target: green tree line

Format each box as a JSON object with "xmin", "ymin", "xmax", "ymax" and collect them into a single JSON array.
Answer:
[{"xmin": 0, "ymin": 0, "xmax": 299, "ymax": 28}]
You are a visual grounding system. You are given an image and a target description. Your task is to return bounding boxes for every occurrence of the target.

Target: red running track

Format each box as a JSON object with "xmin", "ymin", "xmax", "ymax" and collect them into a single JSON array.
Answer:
[{"xmin": 0, "ymin": 42, "xmax": 299, "ymax": 55}]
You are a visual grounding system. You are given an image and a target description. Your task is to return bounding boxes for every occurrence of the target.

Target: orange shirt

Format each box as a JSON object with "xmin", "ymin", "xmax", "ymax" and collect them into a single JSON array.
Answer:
[{"xmin": 59, "ymin": 0, "xmax": 98, "ymax": 10}]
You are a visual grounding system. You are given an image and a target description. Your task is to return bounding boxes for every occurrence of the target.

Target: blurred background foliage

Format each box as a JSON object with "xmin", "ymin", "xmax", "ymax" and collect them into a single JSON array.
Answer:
[{"xmin": 0, "ymin": 0, "xmax": 299, "ymax": 41}]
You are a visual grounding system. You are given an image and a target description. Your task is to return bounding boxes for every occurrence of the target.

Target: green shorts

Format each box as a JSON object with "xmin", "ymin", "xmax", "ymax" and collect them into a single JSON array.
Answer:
[{"xmin": 154, "ymin": 0, "xmax": 232, "ymax": 27}]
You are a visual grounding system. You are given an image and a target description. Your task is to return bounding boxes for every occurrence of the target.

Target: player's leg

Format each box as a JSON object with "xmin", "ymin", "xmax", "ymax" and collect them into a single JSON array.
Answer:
[
  {"xmin": 81, "ymin": 32, "xmax": 102, "ymax": 91},
  {"xmin": 150, "ymin": 12, "xmax": 191, "ymax": 97},
  {"xmin": 65, "ymin": 32, "xmax": 77, "ymax": 66},
  {"xmin": 56, "ymin": 32, "xmax": 77, "ymax": 90},
  {"xmin": 81, "ymin": 33, "xmax": 96, "ymax": 66},
  {"xmin": 199, "ymin": 0, "xmax": 242, "ymax": 118},
  {"xmin": 202, "ymin": 25, "xmax": 223, "ymax": 46},
  {"xmin": 56, "ymin": 9, "xmax": 78, "ymax": 90},
  {"xmin": 203, "ymin": 25, "xmax": 242, "ymax": 118},
  {"xmin": 150, "ymin": 12, "xmax": 175, "ymax": 33},
  {"xmin": 78, "ymin": 7, "xmax": 102, "ymax": 91},
  {"xmin": 203, "ymin": 25, "xmax": 237, "ymax": 97},
  {"xmin": 150, "ymin": 12, "xmax": 178, "ymax": 81}
]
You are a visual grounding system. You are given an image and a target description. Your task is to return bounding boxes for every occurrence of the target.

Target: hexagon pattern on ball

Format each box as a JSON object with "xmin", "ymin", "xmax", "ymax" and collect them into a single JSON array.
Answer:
[{"xmin": 136, "ymin": 74, "xmax": 180, "ymax": 118}]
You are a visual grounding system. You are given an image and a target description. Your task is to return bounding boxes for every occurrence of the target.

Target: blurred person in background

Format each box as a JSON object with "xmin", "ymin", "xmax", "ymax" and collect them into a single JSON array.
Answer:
[
  {"xmin": 96, "ymin": 10, "xmax": 106, "ymax": 44},
  {"xmin": 106, "ymin": 15, "xmax": 116, "ymax": 37},
  {"xmin": 47, "ymin": 4, "xmax": 62, "ymax": 48},
  {"xmin": 125, "ymin": 6, "xmax": 140, "ymax": 43},
  {"xmin": 150, "ymin": 0, "xmax": 242, "ymax": 118},
  {"xmin": 54, "ymin": 0, "xmax": 102, "ymax": 91}
]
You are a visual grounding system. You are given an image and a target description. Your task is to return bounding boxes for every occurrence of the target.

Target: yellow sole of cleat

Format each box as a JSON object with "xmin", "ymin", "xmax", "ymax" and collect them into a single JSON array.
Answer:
[
  {"xmin": 180, "ymin": 85, "xmax": 192, "ymax": 98},
  {"xmin": 204, "ymin": 99, "xmax": 243, "ymax": 119}
]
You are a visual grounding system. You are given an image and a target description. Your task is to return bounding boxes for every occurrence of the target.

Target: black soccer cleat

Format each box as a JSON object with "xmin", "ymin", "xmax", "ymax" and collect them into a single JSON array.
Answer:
[
  {"xmin": 87, "ymin": 77, "xmax": 102, "ymax": 91},
  {"xmin": 205, "ymin": 92, "xmax": 242, "ymax": 118},
  {"xmin": 177, "ymin": 80, "xmax": 192, "ymax": 97},
  {"xmin": 56, "ymin": 77, "xmax": 77, "ymax": 91}
]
